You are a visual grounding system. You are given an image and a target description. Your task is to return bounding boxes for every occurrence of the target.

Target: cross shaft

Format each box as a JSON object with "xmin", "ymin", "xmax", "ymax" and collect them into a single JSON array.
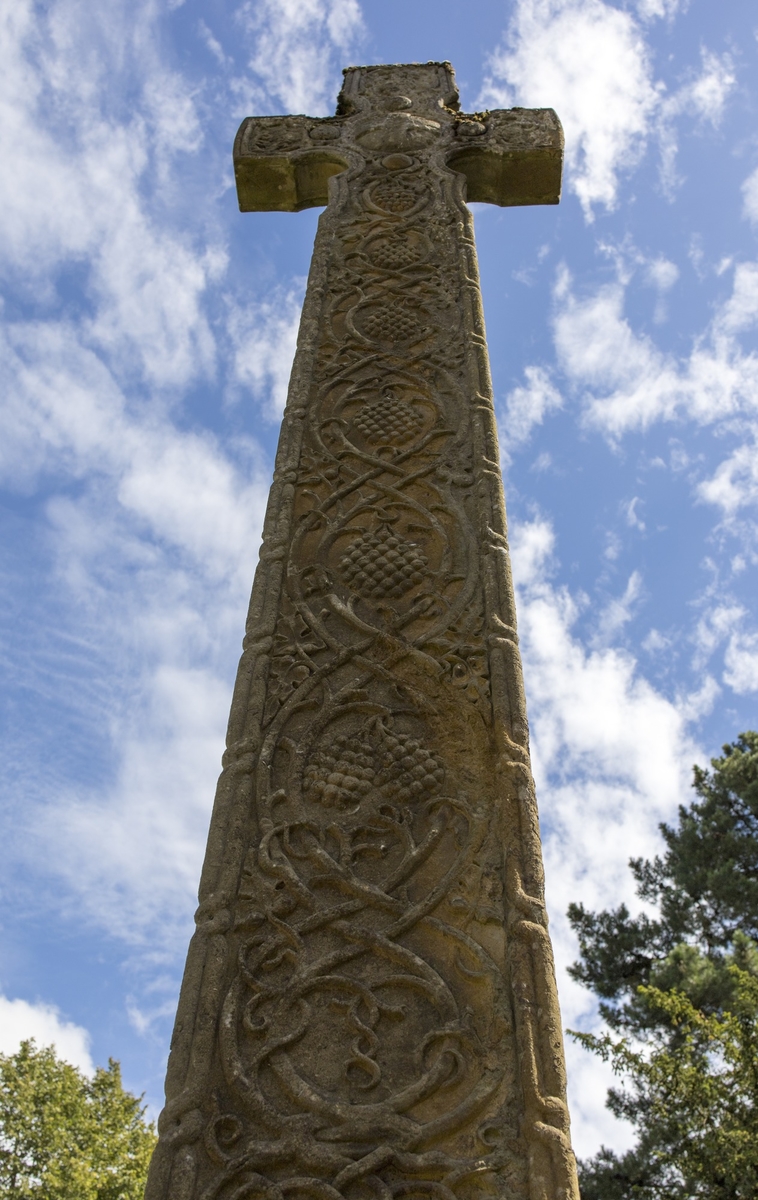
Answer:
[{"xmin": 147, "ymin": 62, "xmax": 577, "ymax": 1200}]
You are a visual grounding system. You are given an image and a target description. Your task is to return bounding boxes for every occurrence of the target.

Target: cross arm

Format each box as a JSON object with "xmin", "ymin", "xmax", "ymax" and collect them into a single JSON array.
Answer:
[
  {"xmin": 447, "ymin": 108, "xmax": 563, "ymax": 207},
  {"xmin": 233, "ymin": 115, "xmax": 348, "ymax": 212},
  {"xmin": 233, "ymin": 102, "xmax": 563, "ymax": 213}
]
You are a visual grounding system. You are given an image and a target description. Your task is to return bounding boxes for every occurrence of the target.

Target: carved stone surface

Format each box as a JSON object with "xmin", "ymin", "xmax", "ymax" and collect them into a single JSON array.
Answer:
[{"xmin": 145, "ymin": 63, "xmax": 577, "ymax": 1200}]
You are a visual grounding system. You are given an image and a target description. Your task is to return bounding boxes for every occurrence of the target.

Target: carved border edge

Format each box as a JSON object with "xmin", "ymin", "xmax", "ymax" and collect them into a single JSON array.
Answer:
[
  {"xmin": 445, "ymin": 172, "xmax": 579, "ymax": 1200},
  {"xmin": 143, "ymin": 195, "xmax": 341, "ymax": 1200}
]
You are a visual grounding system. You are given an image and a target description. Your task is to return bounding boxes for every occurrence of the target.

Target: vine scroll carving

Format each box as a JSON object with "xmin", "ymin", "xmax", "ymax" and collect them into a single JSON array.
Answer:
[{"xmin": 145, "ymin": 62, "xmax": 578, "ymax": 1200}]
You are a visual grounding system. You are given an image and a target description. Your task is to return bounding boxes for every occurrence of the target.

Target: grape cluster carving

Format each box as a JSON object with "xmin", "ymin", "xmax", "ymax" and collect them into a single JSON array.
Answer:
[
  {"xmin": 353, "ymin": 395, "xmax": 422, "ymax": 444},
  {"xmin": 339, "ymin": 526, "xmax": 428, "ymax": 598},
  {"xmin": 303, "ymin": 719, "xmax": 445, "ymax": 809},
  {"xmin": 370, "ymin": 180, "xmax": 420, "ymax": 213},
  {"xmin": 367, "ymin": 236, "xmax": 422, "ymax": 269},
  {"xmin": 359, "ymin": 303, "xmax": 427, "ymax": 344}
]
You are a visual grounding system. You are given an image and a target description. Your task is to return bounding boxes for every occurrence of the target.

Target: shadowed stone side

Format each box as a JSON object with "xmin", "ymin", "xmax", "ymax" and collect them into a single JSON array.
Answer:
[{"xmin": 145, "ymin": 62, "xmax": 578, "ymax": 1200}]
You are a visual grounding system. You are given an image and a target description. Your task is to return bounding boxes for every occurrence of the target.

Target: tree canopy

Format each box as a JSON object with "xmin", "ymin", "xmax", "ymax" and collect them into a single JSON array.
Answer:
[
  {"xmin": 568, "ymin": 731, "xmax": 758, "ymax": 1200},
  {"xmin": 0, "ymin": 1039, "xmax": 156, "ymax": 1200}
]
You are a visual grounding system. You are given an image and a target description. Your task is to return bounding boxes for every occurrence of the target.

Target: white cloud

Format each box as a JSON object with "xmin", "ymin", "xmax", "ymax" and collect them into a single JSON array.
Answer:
[
  {"xmin": 693, "ymin": 602, "xmax": 744, "ymax": 666},
  {"xmin": 0, "ymin": 0, "xmax": 342, "ymax": 963},
  {"xmin": 39, "ymin": 663, "xmax": 233, "ymax": 943},
  {"xmin": 480, "ymin": 0, "xmax": 660, "ymax": 218},
  {"xmin": 724, "ymin": 630, "xmax": 758, "ymax": 693},
  {"xmin": 635, "ymin": 0, "xmax": 686, "ymax": 18},
  {"xmin": 677, "ymin": 674, "xmax": 719, "ymax": 722},
  {"xmin": 512, "ymin": 523, "xmax": 689, "ymax": 815},
  {"xmin": 141, "ymin": 68, "xmax": 204, "ymax": 163},
  {"xmin": 228, "ymin": 287, "xmax": 303, "ymax": 419},
  {"xmin": 15, "ymin": 467, "xmax": 265, "ymax": 943},
  {"xmin": 715, "ymin": 262, "xmax": 758, "ymax": 336},
  {"xmin": 643, "ymin": 628, "xmax": 669, "ymax": 653},
  {"xmin": 553, "ymin": 273, "xmax": 681, "ymax": 428},
  {"xmin": 685, "ymin": 49, "xmax": 735, "ymax": 123},
  {"xmin": 698, "ymin": 437, "xmax": 758, "ymax": 515},
  {"xmin": 743, "ymin": 166, "xmax": 758, "ymax": 225},
  {"xmin": 552, "ymin": 262, "xmax": 758, "ymax": 462},
  {"xmin": 660, "ymin": 46, "xmax": 735, "ymax": 132},
  {"xmin": 500, "ymin": 365, "xmax": 563, "ymax": 459},
  {"xmin": 0, "ymin": 996, "xmax": 94, "ymax": 1075},
  {"xmin": 480, "ymin": 1, "xmax": 734, "ymax": 219},
  {"xmin": 198, "ymin": 19, "xmax": 228, "ymax": 67},
  {"xmin": 509, "ymin": 517, "xmax": 700, "ymax": 1156},
  {"xmin": 0, "ymin": 0, "xmax": 224, "ymax": 390},
  {"xmin": 0, "ymin": 322, "xmax": 267, "ymax": 578},
  {"xmin": 236, "ymin": 0, "xmax": 365, "ymax": 115},
  {"xmin": 692, "ymin": 603, "xmax": 758, "ymax": 695},
  {"xmin": 593, "ymin": 569, "xmax": 644, "ymax": 645},
  {"xmin": 624, "ymin": 496, "xmax": 646, "ymax": 531},
  {"xmin": 658, "ymin": 49, "xmax": 735, "ymax": 194},
  {"xmin": 0, "ymin": 317, "xmax": 270, "ymax": 944},
  {"xmin": 0, "ymin": 333, "xmax": 269, "ymax": 940},
  {"xmin": 645, "ymin": 255, "xmax": 679, "ymax": 291},
  {"xmin": 549, "ymin": 258, "xmax": 758, "ymax": 536}
]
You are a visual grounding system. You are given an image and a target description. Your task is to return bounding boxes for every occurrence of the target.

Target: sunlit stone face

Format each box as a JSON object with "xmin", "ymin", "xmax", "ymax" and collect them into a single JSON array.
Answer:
[{"xmin": 146, "ymin": 62, "xmax": 576, "ymax": 1200}]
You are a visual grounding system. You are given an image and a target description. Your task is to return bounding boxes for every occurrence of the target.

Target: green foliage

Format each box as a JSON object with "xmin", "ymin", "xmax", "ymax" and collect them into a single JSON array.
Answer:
[
  {"xmin": 576, "ymin": 959, "xmax": 758, "ymax": 1199},
  {"xmin": 568, "ymin": 732, "xmax": 758, "ymax": 1036},
  {"xmin": 0, "ymin": 1040, "xmax": 156, "ymax": 1199},
  {"xmin": 568, "ymin": 732, "xmax": 758, "ymax": 1199}
]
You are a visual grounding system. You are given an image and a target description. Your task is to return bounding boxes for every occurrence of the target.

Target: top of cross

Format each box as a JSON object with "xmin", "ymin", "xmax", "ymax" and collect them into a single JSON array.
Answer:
[{"xmin": 234, "ymin": 62, "xmax": 563, "ymax": 213}]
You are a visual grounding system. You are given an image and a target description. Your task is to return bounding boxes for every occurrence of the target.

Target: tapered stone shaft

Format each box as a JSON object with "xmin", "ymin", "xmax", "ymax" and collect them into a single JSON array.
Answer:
[{"xmin": 146, "ymin": 62, "xmax": 577, "ymax": 1200}]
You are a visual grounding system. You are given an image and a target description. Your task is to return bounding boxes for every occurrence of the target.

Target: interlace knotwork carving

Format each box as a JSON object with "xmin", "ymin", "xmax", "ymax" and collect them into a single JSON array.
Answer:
[
  {"xmin": 216, "ymin": 701, "xmax": 521, "ymax": 1200},
  {"xmin": 222, "ymin": 141, "xmax": 523, "ymax": 1195},
  {"xmin": 148, "ymin": 61, "xmax": 577, "ymax": 1200},
  {"xmin": 263, "ymin": 602, "xmax": 331, "ymax": 728}
]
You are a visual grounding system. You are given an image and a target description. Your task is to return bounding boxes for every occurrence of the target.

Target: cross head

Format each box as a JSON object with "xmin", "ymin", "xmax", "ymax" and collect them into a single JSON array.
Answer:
[{"xmin": 234, "ymin": 61, "xmax": 563, "ymax": 212}]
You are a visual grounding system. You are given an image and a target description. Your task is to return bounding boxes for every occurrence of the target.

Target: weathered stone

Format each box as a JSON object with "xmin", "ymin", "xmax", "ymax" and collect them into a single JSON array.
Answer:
[{"xmin": 146, "ymin": 62, "xmax": 578, "ymax": 1200}]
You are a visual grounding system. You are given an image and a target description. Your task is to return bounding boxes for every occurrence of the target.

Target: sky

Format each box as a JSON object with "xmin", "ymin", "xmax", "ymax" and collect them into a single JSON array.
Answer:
[{"xmin": 0, "ymin": 0, "xmax": 756, "ymax": 1165}]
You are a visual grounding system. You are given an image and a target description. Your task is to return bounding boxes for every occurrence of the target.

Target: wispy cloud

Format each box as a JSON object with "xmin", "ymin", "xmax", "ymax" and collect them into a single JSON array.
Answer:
[
  {"xmin": 549, "ymin": 260, "xmax": 758, "ymax": 532},
  {"xmin": 228, "ymin": 286, "xmax": 304, "ymax": 420},
  {"xmin": 0, "ymin": 0, "xmax": 223, "ymax": 390},
  {"xmin": 480, "ymin": 0, "xmax": 734, "ymax": 220},
  {"xmin": 509, "ymin": 516, "xmax": 700, "ymax": 1156},
  {"xmin": 635, "ymin": 0, "xmax": 687, "ymax": 18},
  {"xmin": 658, "ymin": 48, "xmax": 735, "ymax": 195},
  {"xmin": 0, "ymin": 317, "xmax": 270, "ymax": 944},
  {"xmin": 724, "ymin": 629, "xmax": 758, "ymax": 693},
  {"xmin": 530, "ymin": 257, "xmax": 758, "ymax": 592},
  {"xmin": 592, "ymin": 569, "xmax": 644, "ymax": 646},
  {"xmin": 500, "ymin": 365, "xmax": 563, "ymax": 460},
  {"xmin": 0, "ymin": 0, "xmax": 321, "ymax": 959},
  {"xmin": 234, "ymin": 0, "xmax": 365, "ymax": 114},
  {"xmin": 480, "ymin": 0, "xmax": 661, "ymax": 218},
  {"xmin": 743, "ymin": 166, "xmax": 758, "ymax": 225},
  {"xmin": 693, "ymin": 603, "xmax": 758, "ymax": 695}
]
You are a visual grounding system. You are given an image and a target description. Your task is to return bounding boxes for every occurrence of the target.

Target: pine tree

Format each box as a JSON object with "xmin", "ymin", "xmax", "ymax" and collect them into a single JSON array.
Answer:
[{"xmin": 568, "ymin": 732, "xmax": 758, "ymax": 1199}]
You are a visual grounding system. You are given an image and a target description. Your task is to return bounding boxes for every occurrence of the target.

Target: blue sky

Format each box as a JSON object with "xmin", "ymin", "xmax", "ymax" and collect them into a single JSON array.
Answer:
[{"xmin": 1, "ymin": 0, "xmax": 756, "ymax": 1163}]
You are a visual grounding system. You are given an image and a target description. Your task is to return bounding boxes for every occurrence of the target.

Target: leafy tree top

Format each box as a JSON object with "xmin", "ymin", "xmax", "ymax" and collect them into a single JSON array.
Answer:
[{"xmin": 0, "ymin": 1039, "xmax": 156, "ymax": 1200}]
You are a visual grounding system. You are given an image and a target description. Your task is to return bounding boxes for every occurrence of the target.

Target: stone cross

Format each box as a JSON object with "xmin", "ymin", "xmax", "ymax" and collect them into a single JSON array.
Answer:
[{"xmin": 146, "ymin": 62, "xmax": 577, "ymax": 1200}]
